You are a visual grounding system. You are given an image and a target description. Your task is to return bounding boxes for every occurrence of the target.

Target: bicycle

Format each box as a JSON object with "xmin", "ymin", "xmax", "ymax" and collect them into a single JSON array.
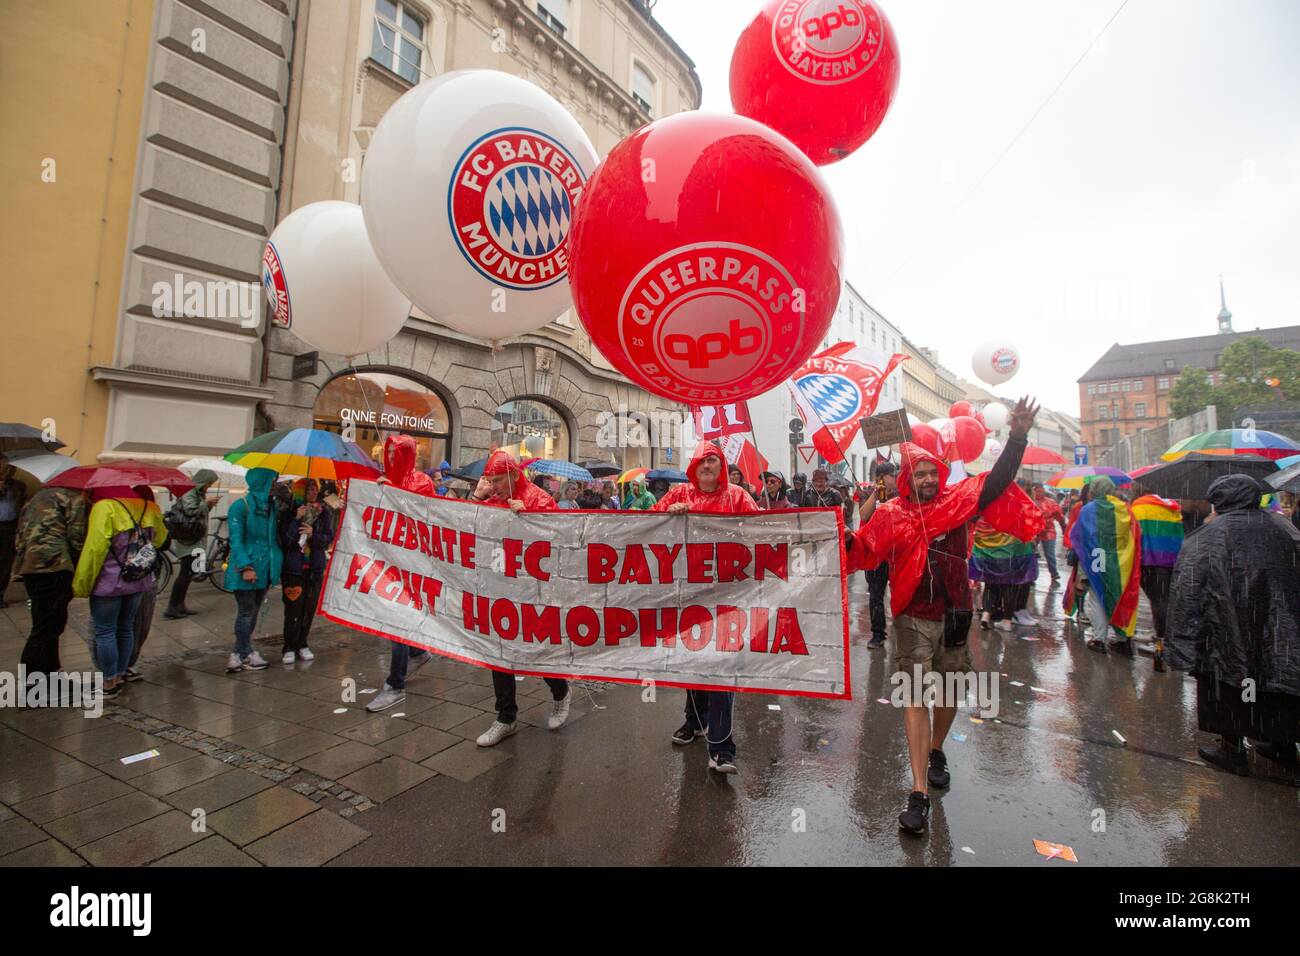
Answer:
[{"xmin": 154, "ymin": 515, "xmax": 233, "ymax": 595}]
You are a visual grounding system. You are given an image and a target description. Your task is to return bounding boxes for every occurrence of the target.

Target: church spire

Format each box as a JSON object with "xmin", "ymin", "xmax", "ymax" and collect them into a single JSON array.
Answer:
[{"xmin": 1217, "ymin": 275, "xmax": 1233, "ymax": 333}]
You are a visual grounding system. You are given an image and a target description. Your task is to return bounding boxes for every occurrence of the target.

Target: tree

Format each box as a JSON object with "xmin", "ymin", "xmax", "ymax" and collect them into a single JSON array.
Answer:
[{"xmin": 1170, "ymin": 366, "xmax": 1216, "ymax": 419}]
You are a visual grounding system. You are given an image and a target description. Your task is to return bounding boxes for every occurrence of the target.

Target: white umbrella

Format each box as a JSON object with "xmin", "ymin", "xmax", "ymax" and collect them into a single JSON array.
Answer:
[
  {"xmin": 178, "ymin": 456, "xmax": 248, "ymax": 487},
  {"xmin": 6, "ymin": 449, "xmax": 80, "ymax": 484}
]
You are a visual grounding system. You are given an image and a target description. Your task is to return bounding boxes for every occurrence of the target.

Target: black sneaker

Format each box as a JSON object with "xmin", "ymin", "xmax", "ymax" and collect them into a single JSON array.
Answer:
[
  {"xmin": 927, "ymin": 749, "xmax": 950, "ymax": 789},
  {"xmin": 124, "ymin": 668, "xmax": 144, "ymax": 682},
  {"xmin": 162, "ymin": 607, "xmax": 185, "ymax": 620},
  {"xmin": 671, "ymin": 722, "xmax": 703, "ymax": 745},
  {"xmin": 898, "ymin": 790, "xmax": 930, "ymax": 834},
  {"xmin": 867, "ymin": 634, "xmax": 885, "ymax": 649},
  {"xmin": 708, "ymin": 753, "xmax": 737, "ymax": 774},
  {"xmin": 101, "ymin": 684, "xmax": 122, "ymax": 701}
]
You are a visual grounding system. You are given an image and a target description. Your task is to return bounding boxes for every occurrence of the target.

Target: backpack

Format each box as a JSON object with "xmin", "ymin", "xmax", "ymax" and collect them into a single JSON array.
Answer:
[
  {"xmin": 165, "ymin": 498, "xmax": 206, "ymax": 541},
  {"xmin": 117, "ymin": 506, "xmax": 160, "ymax": 582}
]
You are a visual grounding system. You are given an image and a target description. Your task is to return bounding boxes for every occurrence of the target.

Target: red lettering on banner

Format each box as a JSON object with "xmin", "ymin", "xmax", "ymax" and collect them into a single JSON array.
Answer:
[
  {"xmin": 603, "ymin": 607, "xmax": 638, "ymax": 645},
  {"xmin": 381, "ymin": 511, "xmax": 396, "ymax": 544},
  {"xmin": 396, "ymin": 569, "xmax": 416, "ymax": 607},
  {"xmin": 416, "ymin": 521, "xmax": 431, "ymax": 556},
  {"xmin": 618, "ymin": 545, "xmax": 652, "ymax": 584},
  {"xmin": 403, "ymin": 519, "xmax": 419, "ymax": 551},
  {"xmin": 679, "ymin": 605, "xmax": 713, "ymax": 651},
  {"xmin": 716, "ymin": 605, "xmax": 745, "ymax": 651},
  {"xmin": 374, "ymin": 565, "xmax": 402, "ymax": 601},
  {"xmin": 524, "ymin": 542, "xmax": 551, "ymax": 580},
  {"xmin": 391, "ymin": 514, "xmax": 406, "ymax": 548},
  {"xmin": 461, "ymin": 531, "xmax": 476, "ymax": 569},
  {"xmin": 567, "ymin": 605, "xmax": 600, "ymax": 646},
  {"xmin": 463, "ymin": 592, "xmax": 490, "ymax": 633},
  {"xmin": 715, "ymin": 542, "xmax": 751, "ymax": 583},
  {"xmin": 441, "ymin": 527, "xmax": 458, "ymax": 564},
  {"xmin": 755, "ymin": 543, "xmax": 789, "ymax": 580},
  {"xmin": 491, "ymin": 598, "xmax": 520, "ymax": 640},
  {"xmin": 587, "ymin": 543, "xmax": 617, "ymax": 583},
  {"xmin": 749, "ymin": 607, "xmax": 770, "ymax": 652},
  {"xmin": 771, "ymin": 608, "xmax": 808, "ymax": 655},
  {"xmin": 686, "ymin": 543, "xmax": 715, "ymax": 583},
  {"xmin": 522, "ymin": 604, "xmax": 561, "ymax": 643},
  {"xmin": 428, "ymin": 527, "xmax": 444, "ymax": 561},
  {"xmin": 359, "ymin": 559, "xmax": 386, "ymax": 594},
  {"xmin": 344, "ymin": 553, "xmax": 370, "ymax": 590},
  {"xmin": 362, "ymin": 507, "xmax": 374, "ymax": 533},
  {"xmin": 638, "ymin": 608, "xmax": 678, "ymax": 647},
  {"xmin": 421, "ymin": 576, "xmax": 443, "ymax": 611},
  {"xmin": 648, "ymin": 543, "xmax": 680, "ymax": 582}
]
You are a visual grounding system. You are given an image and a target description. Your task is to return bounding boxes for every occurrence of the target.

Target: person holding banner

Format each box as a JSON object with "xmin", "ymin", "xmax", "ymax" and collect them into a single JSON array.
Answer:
[
  {"xmin": 863, "ymin": 461, "xmax": 897, "ymax": 650},
  {"xmin": 368, "ymin": 435, "xmax": 437, "ymax": 713},
  {"xmin": 848, "ymin": 398, "xmax": 1042, "ymax": 835},
  {"xmin": 653, "ymin": 440, "xmax": 760, "ymax": 775},
  {"xmin": 469, "ymin": 449, "xmax": 573, "ymax": 747}
]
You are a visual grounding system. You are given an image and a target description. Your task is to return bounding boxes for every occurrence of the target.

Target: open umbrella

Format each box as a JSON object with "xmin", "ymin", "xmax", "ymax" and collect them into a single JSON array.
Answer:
[
  {"xmin": 4, "ymin": 448, "xmax": 80, "ymax": 485},
  {"xmin": 1045, "ymin": 466, "xmax": 1130, "ymax": 490},
  {"xmin": 1161, "ymin": 428, "xmax": 1300, "ymax": 462},
  {"xmin": 0, "ymin": 422, "xmax": 66, "ymax": 454},
  {"xmin": 225, "ymin": 428, "xmax": 379, "ymax": 480},
  {"xmin": 1275, "ymin": 453, "xmax": 1300, "ymax": 470},
  {"xmin": 449, "ymin": 457, "xmax": 488, "ymax": 482},
  {"xmin": 528, "ymin": 460, "xmax": 595, "ymax": 482},
  {"xmin": 1265, "ymin": 460, "xmax": 1300, "ymax": 494},
  {"xmin": 179, "ymin": 456, "xmax": 248, "ymax": 488},
  {"xmin": 646, "ymin": 468, "xmax": 688, "ymax": 484},
  {"xmin": 617, "ymin": 467, "xmax": 649, "ymax": 485},
  {"xmin": 1137, "ymin": 452, "xmax": 1277, "ymax": 500},
  {"xmin": 579, "ymin": 460, "xmax": 621, "ymax": 479},
  {"xmin": 1020, "ymin": 446, "xmax": 1066, "ymax": 466},
  {"xmin": 48, "ymin": 460, "xmax": 194, "ymax": 494}
]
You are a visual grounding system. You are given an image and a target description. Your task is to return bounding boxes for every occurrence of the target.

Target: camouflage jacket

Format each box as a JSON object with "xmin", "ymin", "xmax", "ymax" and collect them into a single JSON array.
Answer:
[{"xmin": 14, "ymin": 487, "xmax": 88, "ymax": 578}]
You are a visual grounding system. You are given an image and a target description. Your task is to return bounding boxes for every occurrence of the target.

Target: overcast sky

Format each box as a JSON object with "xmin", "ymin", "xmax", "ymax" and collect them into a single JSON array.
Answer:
[{"xmin": 651, "ymin": 0, "xmax": 1300, "ymax": 414}]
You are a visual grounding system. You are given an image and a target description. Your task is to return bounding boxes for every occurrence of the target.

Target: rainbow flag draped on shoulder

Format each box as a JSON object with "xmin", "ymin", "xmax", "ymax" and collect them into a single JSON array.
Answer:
[
  {"xmin": 968, "ymin": 521, "xmax": 1038, "ymax": 584},
  {"xmin": 1130, "ymin": 495, "xmax": 1183, "ymax": 568},
  {"xmin": 1069, "ymin": 495, "xmax": 1143, "ymax": 637}
]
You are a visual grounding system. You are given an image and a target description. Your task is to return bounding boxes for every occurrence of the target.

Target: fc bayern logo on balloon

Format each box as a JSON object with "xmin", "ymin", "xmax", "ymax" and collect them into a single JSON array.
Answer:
[
  {"xmin": 773, "ymin": 0, "xmax": 886, "ymax": 85},
  {"xmin": 261, "ymin": 242, "xmax": 291, "ymax": 329},
  {"xmin": 448, "ymin": 127, "xmax": 586, "ymax": 291}
]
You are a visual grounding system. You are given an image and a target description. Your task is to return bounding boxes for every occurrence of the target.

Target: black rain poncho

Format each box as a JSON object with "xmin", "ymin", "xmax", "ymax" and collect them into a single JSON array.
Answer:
[{"xmin": 1166, "ymin": 475, "xmax": 1300, "ymax": 698}]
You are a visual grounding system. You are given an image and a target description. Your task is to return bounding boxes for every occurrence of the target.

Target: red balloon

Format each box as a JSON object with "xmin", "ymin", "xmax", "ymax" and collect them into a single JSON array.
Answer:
[
  {"xmin": 730, "ymin": 0, "xmax": 900, "ymax": 166},
  {"xmin": 909, "ymin": 423, "xmax": 943, "ymax": 458},
  {"xmin": 949, "ymin": 400, "xmax": 973, "ymax": 418},
  {"xmin": 952, "ymin": 416, "xmax": 986, "ymax": 462},
  {"xmin": 569, "ymin": 111, "xmax": 844, "ymax": 404}
]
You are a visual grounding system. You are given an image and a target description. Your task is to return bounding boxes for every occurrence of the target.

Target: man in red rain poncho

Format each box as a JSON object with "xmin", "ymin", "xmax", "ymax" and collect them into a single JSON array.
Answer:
[
  {"xmin": 652, "ymin": 441, "xmax": 759, "ymax": 775},
  {"xmin": 367, "ymin": 435, "xmax": 439, "ymax": 714},
  {"xmin": 848, "ymin": 398, "xmax": 1044, "ymax": 835},
  {"xmin": 468, "ymin": 449, "xmax": 573, "ymax": 746}
]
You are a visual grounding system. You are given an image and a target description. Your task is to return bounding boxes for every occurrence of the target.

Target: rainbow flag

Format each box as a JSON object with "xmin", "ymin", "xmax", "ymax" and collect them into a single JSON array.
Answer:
[
  {"xmin": 1130, "ymin": 495, "xmax": 1183, "ymax": 569},
  {"xmin": 968, "ymin": 528, "xmax": 1038, "ymax": 584},
  {"xmin": 1069, "ymin": 495, "xmax": 1142, "ymax": 637}
]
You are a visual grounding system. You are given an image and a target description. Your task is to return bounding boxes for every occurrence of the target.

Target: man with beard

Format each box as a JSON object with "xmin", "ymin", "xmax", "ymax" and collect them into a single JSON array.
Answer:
[
  {"xmin": 653, "ymin": 440, "xmax": 759, "ymax": 774},
  {"xmin": 848, "ymin": 399, "xmax": 1042, "ymax": 834}
]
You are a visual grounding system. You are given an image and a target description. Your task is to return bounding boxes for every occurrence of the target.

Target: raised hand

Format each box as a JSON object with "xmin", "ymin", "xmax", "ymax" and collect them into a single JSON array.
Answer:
[{"xmin": 1007, "ymin": 396, "xmax": 1040, "ymax": 440}]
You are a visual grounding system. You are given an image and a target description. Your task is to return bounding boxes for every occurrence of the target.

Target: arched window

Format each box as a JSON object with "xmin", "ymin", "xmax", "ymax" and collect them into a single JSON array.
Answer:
[
  {"xmin": 314, "ymin": 370, "xmax": 452, "ymax": 471},
  {"xmin": 492, "ymin": 398, "xmax": 572, "ymax": 461}
]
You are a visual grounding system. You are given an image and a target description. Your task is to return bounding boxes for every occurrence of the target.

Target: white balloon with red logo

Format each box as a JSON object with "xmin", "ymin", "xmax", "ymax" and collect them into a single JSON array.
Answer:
[
  {"xmin": 361, "ymin": 70, "xmax": 599, "ymax": 340},
  {"xmin": 972, "ymin": 339, "xmax": 1021, "ymax": 386},
  {"xmin": 261, "ymin": 201, "xmax": 410, "ymax": 357}
]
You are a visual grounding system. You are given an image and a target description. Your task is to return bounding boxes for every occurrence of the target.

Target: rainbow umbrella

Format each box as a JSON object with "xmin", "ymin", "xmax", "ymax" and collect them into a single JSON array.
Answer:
[
  {"xmin": 1128, "ymin": 463, "xmax": 1160, "ymax": 480},
  {"xmin": 1161, "ymin": 428, "xmax": 1300, "ymax": 462},
  {"xmin": 1045, "ymin": 466, "xmax": 1131, "ymax": 490},
  {"xmin": 1274, "ymin": 453, "xmax": 1300, "ymax": 470},
  {"xmin": 617, "ymin": 467, "xmax": 649, "ymax": 484},
  {"xmin": 225, "ymin": 428, "xmax": 379, "ymax": 480}
]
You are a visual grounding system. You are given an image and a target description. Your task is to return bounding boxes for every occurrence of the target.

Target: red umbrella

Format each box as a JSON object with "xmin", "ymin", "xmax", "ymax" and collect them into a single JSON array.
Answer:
[
  {"xmin": 47, "ymin": 460, "xmax": 194, "ymax": 494},
  {"xmin": 1021, "ymin": 446, "xmax": 1066, "ymax": 466}
]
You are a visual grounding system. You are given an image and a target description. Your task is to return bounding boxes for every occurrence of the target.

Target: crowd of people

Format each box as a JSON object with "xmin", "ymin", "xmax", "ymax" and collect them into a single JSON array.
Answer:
[{"xmin": 4, "ymin": 411, "xmax": 1298, "ymax": 835}]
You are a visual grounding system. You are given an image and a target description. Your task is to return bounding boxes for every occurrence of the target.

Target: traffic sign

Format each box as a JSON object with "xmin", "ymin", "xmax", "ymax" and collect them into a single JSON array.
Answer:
[
  {"xmin": 797, "ymin": 444, "xmax": 817, "ymax": 465},
  {"xmin": 1074, "ymin": 445, "xmax": 1088, "ymax": 466}
]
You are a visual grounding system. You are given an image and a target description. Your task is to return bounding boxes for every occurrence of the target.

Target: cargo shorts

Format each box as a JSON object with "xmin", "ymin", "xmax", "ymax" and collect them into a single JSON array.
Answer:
[{"xmin": 893, "ymin": 613, "xmax": 972, "ymax": 679}]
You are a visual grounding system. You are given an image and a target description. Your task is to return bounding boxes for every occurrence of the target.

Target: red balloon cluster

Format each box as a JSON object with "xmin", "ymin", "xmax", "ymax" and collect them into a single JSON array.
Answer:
[
  {"xmin": 910, "ymin": 416, "xmax": 985, "ymax": 464},
  {"xmin": 568, "ymin": 112, "xmax": 844, "ymax": 404},
  {"xmin": 730, "ymin": 0, "xmax": 900, "ymax": 166}
]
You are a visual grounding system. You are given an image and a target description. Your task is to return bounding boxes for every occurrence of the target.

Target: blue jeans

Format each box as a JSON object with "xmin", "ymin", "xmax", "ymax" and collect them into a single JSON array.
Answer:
[
  {"xmin": 1040, "ymin": 539, "xmax": 1059, "ymax": 579},
  {"xmin": 90, "ymin": 592, "xmax": 143, "ymax": 680},
  {"xmin": 684, "ymin": 689, "xmax": 736, "ymax": 758},
  {"xmin": 387, "ymin": 642, "xmax": 429, "ymax": 690},
  {"xmin": 233, "ymin": 588, "xmax": 267, "ymax": 656}
]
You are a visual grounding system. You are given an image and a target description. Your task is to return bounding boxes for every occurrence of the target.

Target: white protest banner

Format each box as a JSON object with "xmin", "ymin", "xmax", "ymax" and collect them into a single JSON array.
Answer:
[{"xmin": 319, "ymin": 481, "xmax": 851, "ymax": 699}]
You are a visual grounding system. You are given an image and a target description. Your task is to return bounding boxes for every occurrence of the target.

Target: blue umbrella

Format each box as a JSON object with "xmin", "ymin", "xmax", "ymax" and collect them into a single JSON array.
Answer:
[
  {"xmin": 528, "ymin": 460, "xmax": 595, "ymax": 482},
  {"xmin": 646, "ymin": 468, "xmax": 688, "ymax": 483}
]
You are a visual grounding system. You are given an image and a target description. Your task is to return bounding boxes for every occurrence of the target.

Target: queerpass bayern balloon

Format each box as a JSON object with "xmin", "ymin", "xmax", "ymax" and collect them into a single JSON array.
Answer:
[
  {"xmin": 730, "ymin": 0, "xmax": 900, "ymax": 166},
  {"xmin": 262, "ymin": 201, "xmax": 410, "ymax": 357},
  {"xmin": 982, "ymin": 401, "xmax": 1009, "ymax": 431},
  {"xmin": 361, "ymin": 70, "xmax": 598, "ymax": 340},
  {"xmin": 568, "ymin": 111, "xmax": 844, "ymax": 404},
  {"xmin": 972, "ymin": 339, "xmax": 1021, "ymax": 386}
]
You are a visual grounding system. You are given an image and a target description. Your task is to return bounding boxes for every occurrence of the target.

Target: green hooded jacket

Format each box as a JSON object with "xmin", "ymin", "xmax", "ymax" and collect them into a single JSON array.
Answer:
[{"xmin": 224, "ymin": 467, "xmax": 282, "ymax": 591}]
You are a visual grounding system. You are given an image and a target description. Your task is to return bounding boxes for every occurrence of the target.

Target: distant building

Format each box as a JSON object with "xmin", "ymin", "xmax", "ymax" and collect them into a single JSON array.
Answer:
[{"xmin": 1075, "ymin": 282, "xmax": 1300, "ymax": 449}]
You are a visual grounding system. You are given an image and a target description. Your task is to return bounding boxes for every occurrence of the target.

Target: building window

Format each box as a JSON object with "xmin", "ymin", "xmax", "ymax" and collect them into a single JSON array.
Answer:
[
  {"xmin": 1164, "ymin": 358, "xmax": 1175, "ymax": 370},
  {"xmin": 1097, "ymin": 405, "xmax": 1109, "ymax": 420},
  {"xmin": 371, "ymin": 0, "xmax": 426, "ymax": 85},
  {"xmin": 537, "ymin": 0, "xmax": 568, "ymax": 39},
  {"xmin": 1158, "ymin": 377, "xmax": 1169, "ymax": 390},
  {"xmin": 632, "ymin": 62, "xmax": 656, "ymax": 115},
  {"xmin": 1132, "ymin": 380, "xmax": 1143, "ymax": 390},
  {"xmin": 1122, "ymin": 381, "xmax": 1130, "ymax": 392},
  {"xmin": 492, "ymin": 398, "xmax": 572, "ymax": 462},
  {"xmin": 1087, "ymin": 384, "xmax": 1096, "ymax": 395},
  {"xmin": 314, "ymin": 370, "xmax": 451, "ymax": 471},
  {"xmin": 1135, "ymin": 403, "xmax": 1147, "ymax": 418}
]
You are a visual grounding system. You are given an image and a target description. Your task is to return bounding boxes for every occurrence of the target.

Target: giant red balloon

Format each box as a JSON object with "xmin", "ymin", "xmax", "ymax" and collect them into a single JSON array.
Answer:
[
  {"xmin": 909, "ymin": 423, "xmax": 943, "ymax": 458},
  {"xmin": 568, "ymin": 111, "xmax": 843, "ymax": 404},
  {"xmin": 729, "ymin": 0, "xmax": 900, "ymax": 166},
  {"xmin": 951, "ymin": 416, "xmax": 986, "ymax": 462},
  {"xmin": 949, "ymin": 400, "xmax": 973, "ymax": 419}
]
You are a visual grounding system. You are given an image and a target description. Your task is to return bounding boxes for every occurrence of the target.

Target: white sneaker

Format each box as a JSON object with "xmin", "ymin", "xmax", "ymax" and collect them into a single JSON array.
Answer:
[
  {"xmin": 1013, "ymin": 610, "xmax": 1038, "ymax": 626},
  {"xmin": 298, "ymin": 647, "xmax": 315, "ymax": 661},
  {"xmin": 366, "ymin": 683, "xmax": 405, "ymax": 713},
  {"xmin": 225, "ymin": 653, "xmax": 244, "ymax": 673},
  {"xmin": 282, "ymin": 651, "xmax": 296, "ymax": 665},
  {"xmin": 476, "ymin": 720, "xmax": 518, "ymax": 747},
  {"xmin": 993, "ymin": 619, "xmax": 1013, "ymax": 632},
  {"xmin": 243, "ymin": 651, "xmax": 269, "ymax": 671},
  {"xmin": 547, "ymin": 691, "xmax": 571, "ymax": 730}
]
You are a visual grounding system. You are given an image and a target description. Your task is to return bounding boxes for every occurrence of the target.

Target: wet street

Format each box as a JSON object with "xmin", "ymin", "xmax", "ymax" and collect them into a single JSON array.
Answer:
[{"xmin": 1, "ymin": 564, "xmax": 1296, "ymax": 867}]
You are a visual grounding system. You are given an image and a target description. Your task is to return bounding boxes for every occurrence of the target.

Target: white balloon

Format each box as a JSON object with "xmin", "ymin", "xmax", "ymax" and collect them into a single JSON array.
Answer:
[
  {"xmin": 972, "ymin": 339, "xmax": 1021, "ymax": 386},
  {"xmin": 362, "ymin": 70, "xmax": 599, "ymax": 341},
  {"xmin": 982, "ymin": 401, "xmax": 1009, "ymax": 431},
  {"xmin": 262, "ymin": 201, "xmax": 410, "ymax": 357}
]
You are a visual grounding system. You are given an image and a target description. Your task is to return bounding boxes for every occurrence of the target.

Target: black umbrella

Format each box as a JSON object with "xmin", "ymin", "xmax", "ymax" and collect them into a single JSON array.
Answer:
[
  {"xmin": 1266, "ymin": 460, "xmax": 1300, "ymax": 494},
  {"xmin": 449, "ymin": 457, "xmax": 488, "ymax": 482},
  {"xmin": 1136, "ymin": 452, "xmax": 1277, "ymax": 500},
  {"xmin": 579, "ymin": 460, "xmax": 621, "ymax": 478},
  {"xmin": 0, "ymin": 422, "xmax": 66, "ymax": 454}
]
